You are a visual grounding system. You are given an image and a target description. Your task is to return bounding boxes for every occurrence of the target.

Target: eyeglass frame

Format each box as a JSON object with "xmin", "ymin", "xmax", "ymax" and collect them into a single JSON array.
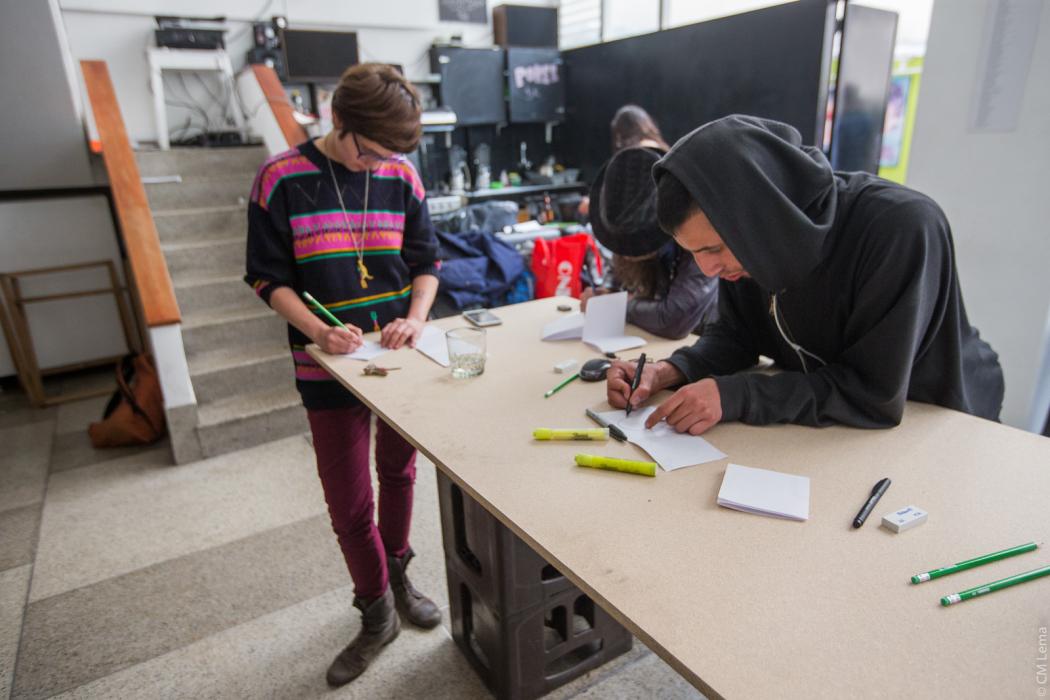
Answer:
[{"xmin": 351, "ymin": 132, "xmax": 394, "ymax": 163}]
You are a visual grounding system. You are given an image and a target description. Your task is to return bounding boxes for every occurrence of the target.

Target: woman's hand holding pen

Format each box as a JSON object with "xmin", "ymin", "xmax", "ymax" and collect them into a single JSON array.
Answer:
[{"xmin": 314, "ymin": 324, "xmax": 363, "ymax": 354}]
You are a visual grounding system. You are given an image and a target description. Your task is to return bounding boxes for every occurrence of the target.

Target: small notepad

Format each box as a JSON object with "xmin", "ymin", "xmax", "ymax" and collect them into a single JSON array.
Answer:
[
  {"xmin": 541, "ymin": 292, "xmax": 645, "ymax": 354},
  {"xmin": 716, "ymin": 463, "xmax": 810, "ymax": 521}
]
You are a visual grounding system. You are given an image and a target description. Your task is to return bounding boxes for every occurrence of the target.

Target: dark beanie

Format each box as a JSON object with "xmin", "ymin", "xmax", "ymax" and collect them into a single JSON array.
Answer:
[{"xmin": 589, "ymin": 146, "xmax": 668, "ymax": 257}]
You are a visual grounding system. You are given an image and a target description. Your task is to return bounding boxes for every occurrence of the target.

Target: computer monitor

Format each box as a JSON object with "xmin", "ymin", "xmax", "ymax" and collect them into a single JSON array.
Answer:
[{"xmin": 282, "ymin": 29, "xmax": 359, "ymax": 82}]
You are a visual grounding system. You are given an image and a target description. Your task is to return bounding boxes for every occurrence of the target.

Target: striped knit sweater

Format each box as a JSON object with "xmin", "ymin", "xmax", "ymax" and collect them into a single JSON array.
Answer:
[{"xmin": 244, "ymin": 139, "xmax": 439, "ymax": 409}]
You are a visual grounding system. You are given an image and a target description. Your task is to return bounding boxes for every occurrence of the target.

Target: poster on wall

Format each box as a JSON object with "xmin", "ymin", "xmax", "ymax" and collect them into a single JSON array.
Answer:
[
  {"xmin": 880, "ymin": 74, "xmax": 910, "ymax": 168},
  {"xmin": 439, "ymin": 0, "xmax": 487, "ymax": 24}
]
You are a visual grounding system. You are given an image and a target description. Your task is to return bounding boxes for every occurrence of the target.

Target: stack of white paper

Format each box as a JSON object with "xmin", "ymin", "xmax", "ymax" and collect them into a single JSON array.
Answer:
[
  {"xmin": 595, "ymin": 407, "xmax": 726, "ymax": 471},
  {"xmin": 541, "ymin": 292, "xmax": 645, "ymax": 354},
  {"xmin": 414, "ymin": 325, "xmax": 450, "ymax": 367},
  {"xmin": 716, "ymin": 463, "xmax": 810, "ymax": 521}
]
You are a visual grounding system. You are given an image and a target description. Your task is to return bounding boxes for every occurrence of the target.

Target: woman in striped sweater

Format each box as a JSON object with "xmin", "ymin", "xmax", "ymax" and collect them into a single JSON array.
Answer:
[{"xmin": 245, "ymin": 63, "xmax": 441, "ymax": 687}]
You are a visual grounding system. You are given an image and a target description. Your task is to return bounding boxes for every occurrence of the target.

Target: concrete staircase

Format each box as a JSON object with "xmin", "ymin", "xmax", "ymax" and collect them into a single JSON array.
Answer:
[{"xmin": 137, "ymin": 146, "xmax": 308, "ymax": 461}]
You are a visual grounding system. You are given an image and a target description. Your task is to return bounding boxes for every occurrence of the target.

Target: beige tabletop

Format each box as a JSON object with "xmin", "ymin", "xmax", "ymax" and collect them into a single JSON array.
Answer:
[{"xmin": 309, "ymin": 296, "xmax": 1050, "ymax": 700}]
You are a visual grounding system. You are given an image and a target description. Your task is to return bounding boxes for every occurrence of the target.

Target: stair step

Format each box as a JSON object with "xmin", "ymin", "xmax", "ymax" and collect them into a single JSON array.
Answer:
[
  {"xmin": 136, "ymin": 146, "xmax": 267, "ymax": 178},
  {"xmin": 174, "ymin": 274, "xmax": 255, "ymax": 316},
  {"xmin": 163, "ymin": 236, "xmax": 244, "ymax": 279},
  {"xmin": 188, "ymin": 343, "xmax": 292, "ymax": 405},
  {"xmin": 146, "ymin": 177, "xmax": 252, "ymax": 211},
  {"xmin": 196, "ymin": 385, "xmax": 307, "ymax": 459},
  {"xmin": 153, "ymin": 205, "xmax": 246, "ymax": 244},
  {"xmin": 182, "ymin": 305, "xmax": 287, "ymax": 358}
]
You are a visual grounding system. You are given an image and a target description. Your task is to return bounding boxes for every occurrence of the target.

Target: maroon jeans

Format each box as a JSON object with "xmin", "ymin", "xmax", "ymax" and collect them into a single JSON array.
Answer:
[{"xmin": 307, "ymin": 404, "xmax": 417, "ymax": 601}]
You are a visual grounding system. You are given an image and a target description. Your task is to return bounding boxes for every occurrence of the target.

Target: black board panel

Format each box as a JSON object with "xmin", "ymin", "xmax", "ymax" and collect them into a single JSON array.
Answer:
[
  {"xmin": 431, "ymin": 46, "xmax": 506, "ymax": 126},
  {"xmin": 557, "ymin": 0, "xmax": 835, "ymax": 181},
  {"xmin": 507, "ymin": 47, "xmax": 565, "ymax": 123}
]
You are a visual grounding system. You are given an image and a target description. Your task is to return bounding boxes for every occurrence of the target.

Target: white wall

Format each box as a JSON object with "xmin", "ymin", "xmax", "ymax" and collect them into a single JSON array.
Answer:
[
  {"xmin": 0, "ymin": 0, "xmax": 95, "ymax": 190},
  {"xmin": 58, "ymin": 0, "xmax": 555, "ymax": 145},
  {"xmin": 0, "ymin": 196, "xmax": 130, "ymax": 377},
  {"xmin": 907, "ymin": 0, "xmax": 1050, "ymax": 429}
]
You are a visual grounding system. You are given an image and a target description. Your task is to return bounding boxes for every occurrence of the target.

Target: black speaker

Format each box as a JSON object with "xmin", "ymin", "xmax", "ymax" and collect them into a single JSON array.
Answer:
[
  {"xmin": 493, "ymin": 5, "xmax": 558, "ymax": 48},
  {"xmin": 246, "ymin": 47, "xmax": 286, "ymax": 81}
]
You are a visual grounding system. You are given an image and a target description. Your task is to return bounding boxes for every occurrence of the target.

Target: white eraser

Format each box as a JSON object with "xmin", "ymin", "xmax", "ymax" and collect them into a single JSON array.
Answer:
[
  {"xmin": 554, "ymin": 359, "xmax": 578, "ymax": 374},
  {"xmin": 881, "ymin": 505, "xmax": 928, "ymax": 533}
]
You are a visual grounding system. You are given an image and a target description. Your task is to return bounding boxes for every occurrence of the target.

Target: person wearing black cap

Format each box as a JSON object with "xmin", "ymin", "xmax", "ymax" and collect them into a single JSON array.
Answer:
[
  {"xmin": 606, "ymin": 114, "xmax": 1004, "ymax": 435},
  {"xmin": 585, "ymin": 146, "xmax": 719, "ymax": 339}
]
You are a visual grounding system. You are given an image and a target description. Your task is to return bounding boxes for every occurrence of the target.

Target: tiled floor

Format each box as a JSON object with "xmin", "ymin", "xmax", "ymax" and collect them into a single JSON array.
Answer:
[{"xmin": 0, "ymin": 373, "xmax": 704, "ymax": 699}]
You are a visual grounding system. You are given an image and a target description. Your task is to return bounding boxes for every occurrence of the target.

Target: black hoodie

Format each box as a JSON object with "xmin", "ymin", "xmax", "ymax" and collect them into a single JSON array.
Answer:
[{"xmin": 652, "ymin": 115, "xmax": 1004, "ymax": 428}]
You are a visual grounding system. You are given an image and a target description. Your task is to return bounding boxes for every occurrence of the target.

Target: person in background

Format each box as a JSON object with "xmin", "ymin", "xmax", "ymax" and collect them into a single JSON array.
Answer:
[
  {"xmin": 578, "ymin": 104, "xmax": 669, "ymax": 220},
  {"xmin": 245, "ymin": 63, "xmax": 442, "ymax": 687},
  {"xmin": 585, "ymin": 145, "xmax": 719, "ymax": 339},
  {"xmin": 607, "ymin": 115, "xmax": 1004, "ymax": 434}
]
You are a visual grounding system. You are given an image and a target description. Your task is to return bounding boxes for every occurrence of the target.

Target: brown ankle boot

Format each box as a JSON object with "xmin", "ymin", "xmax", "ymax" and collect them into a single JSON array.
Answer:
[
  {"xmin": 387, "ymin": 548, "xmax": 442, "ymax": 629},
  {"xmin": 326, "ymin": 587, "xmax": 400, "ymax": 687}
]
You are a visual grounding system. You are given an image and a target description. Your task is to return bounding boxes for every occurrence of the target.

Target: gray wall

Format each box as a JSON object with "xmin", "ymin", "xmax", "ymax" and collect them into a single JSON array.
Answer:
[
  {"xmin": 57, "ymin": 0, "xmax": 555, "ymax": 145},
  {"xmin": 0, "ymin": 0, "xmax": 127, "ymax": 378},
  {"xmin": 907, "ymin": 0, "xmax": 1050, "ymax": 429},
  {"xmin": 0, "ymin": 0, "xmax": 94, "ymax": 191}
]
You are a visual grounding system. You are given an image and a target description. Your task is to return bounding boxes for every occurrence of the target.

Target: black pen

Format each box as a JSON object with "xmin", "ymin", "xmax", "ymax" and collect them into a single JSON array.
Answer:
[
  {"xmin": 625, "ymin": 353, "xmax": 646, "ymax": 417},
  {"xmin": 852, "ymin": 477, "xmax": 891, "ymax": 528}
]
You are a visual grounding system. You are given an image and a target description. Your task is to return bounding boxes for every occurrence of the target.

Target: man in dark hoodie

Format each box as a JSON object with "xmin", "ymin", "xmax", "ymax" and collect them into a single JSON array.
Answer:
[{"xmin": 607, "ymin": 115, "xmax": 1004, "ymax": 434}]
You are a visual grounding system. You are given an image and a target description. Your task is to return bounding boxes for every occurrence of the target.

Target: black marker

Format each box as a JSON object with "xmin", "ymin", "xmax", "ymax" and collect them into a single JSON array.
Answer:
[
  {"xmin": 852, "ymin": 477, "xmax": 891, "ymax": 528},
  {"xmin": 625, "ymin": 353, "xmax": 646, "ymax": 417}
]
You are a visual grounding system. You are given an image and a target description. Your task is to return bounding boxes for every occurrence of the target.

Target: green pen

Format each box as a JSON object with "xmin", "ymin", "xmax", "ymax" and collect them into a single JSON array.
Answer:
[
  {"xmin": 544, "ymin": 372, "xmax": 580, "ymax": 398},
  {"xmin": 940, "ymin": 562, "xmax": 1050, "ymax": 606},
  {"xmin": 911, "ymin": 542, "xmax": 1038, "ymax": 584},
  {"xmin": 302, "ymin": 291, "xmax": 348, "ymax": 330}
]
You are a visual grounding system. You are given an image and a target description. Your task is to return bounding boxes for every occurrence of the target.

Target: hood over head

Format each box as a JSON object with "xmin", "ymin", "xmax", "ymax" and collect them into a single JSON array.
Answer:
[{"xmin": 653, "ymin": 115, "xmax": 837, "ymax": 291}]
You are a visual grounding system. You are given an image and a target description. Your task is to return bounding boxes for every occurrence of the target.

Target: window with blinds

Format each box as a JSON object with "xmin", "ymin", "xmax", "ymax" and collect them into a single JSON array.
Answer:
[{"xmin": 559, "ymin": 0, "xmax": 602, "ymax": 49}]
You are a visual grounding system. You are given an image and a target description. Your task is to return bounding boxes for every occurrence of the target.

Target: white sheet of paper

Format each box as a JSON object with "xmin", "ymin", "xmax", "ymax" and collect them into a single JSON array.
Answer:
[
  {"xmin": 347, "ymin": 340, "xmax": 387, "ymax": 362},
  {"xmin": 716, "ymin": 463, "xmax": 810, "ymax": 521},
  {"xmin": 415, "ymin": 325, "xmax": 450, "ymax": 367},
  {"xmin": 596, "ymin": 407, "xmax": 726, "ymax": 471},
  {"xmin": 540, "ymin": 293, "xmax": 645, "ymax": 353},
  {"xmin": 541, "ymin": 312, "xmax": 584, "ymax": 341},
  {"xmin": 582, "ymin": 292, "xmax": 645, "ymax": 353}
]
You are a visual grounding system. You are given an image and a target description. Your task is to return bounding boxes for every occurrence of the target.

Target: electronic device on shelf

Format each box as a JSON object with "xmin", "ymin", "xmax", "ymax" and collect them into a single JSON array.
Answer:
[{"xmin": 154, "ymin": 15, "xmax": 228, "ymax": 50}]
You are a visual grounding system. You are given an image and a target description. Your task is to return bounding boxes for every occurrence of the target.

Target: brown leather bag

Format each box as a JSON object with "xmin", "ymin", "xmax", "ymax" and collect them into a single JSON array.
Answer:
[{"xmin": 88, "ymin": 354, "xmax": 166, "ymax": 447}]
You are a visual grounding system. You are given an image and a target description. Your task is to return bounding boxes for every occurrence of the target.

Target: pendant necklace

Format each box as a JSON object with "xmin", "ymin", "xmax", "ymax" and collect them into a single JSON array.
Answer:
[{"xmin": 325, "ymin": 148, "xmax": 374, "ymax": 288}]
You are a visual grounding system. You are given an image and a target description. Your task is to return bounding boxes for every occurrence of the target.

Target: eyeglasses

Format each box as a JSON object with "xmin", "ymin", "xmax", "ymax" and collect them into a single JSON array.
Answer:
[{"xmin": 351, "ymin": 132, "xmax": 392, "ymax": 163}]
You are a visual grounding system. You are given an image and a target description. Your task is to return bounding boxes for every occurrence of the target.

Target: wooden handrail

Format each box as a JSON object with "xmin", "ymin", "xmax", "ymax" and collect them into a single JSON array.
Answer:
[
  {"xmin": 251, "ymin": 64, "xmax": 309, "ymax": 148},
  {"xmin": 80, "ymin": 60, "xmax": 180, "ymax": 327}
]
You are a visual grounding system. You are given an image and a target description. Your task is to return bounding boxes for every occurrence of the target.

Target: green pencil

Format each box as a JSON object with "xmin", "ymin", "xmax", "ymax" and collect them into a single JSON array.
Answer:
[
  {"xmin": 302, "ymin": 291, "xmax": 348, "ymax": 330},
  {"xmin": 911, "ymin": 542, "xmax": 1038, "ymax": 584},
  {"xmin": 544, "ymin": 372, "xmax": 580, "ymax": 398},
  {"xmin": 940, "ymin": 562, "xmax": 1050, "ymax": 606}
]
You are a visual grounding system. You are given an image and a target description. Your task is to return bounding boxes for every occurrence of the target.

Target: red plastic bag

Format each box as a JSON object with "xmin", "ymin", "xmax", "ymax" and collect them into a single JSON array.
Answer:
[{"xmin": 531, "ymin": 233, "xmax": 603, "ymax": 299}]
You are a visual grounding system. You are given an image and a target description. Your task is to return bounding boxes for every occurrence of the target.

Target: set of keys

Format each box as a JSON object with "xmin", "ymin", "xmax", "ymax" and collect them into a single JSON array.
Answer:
[{"xmin": 361, "ymin": 363, "xmax": 401, "ymax": 377}]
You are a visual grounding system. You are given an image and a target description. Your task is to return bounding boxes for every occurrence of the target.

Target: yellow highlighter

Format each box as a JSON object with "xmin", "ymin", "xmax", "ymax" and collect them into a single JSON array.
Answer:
[
  {"xmin": 575, "ymin": 454, "xmax": 657, "ymax": 477},
  {"xmin": 533, "ymin": 428, "xmax": 608, "ymax": 441}
]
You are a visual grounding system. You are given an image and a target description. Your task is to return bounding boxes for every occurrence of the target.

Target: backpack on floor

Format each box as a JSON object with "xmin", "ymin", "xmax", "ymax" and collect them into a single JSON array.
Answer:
[{"xmin": 88, "ymin": 354, "xmax": 166, "ymax": 447}]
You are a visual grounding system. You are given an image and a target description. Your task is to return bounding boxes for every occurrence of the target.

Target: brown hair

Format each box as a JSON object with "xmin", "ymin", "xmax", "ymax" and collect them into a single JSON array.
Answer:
[
  {"xmin": 331, "ymin": 62, "xmax": 422, "ymax": 153},
  {"xmin": 612, "ymin": 253, "xmax": 667, "ymax": 299},
  {"xmin": 611, "ymin": 105, "xmax": 669, "ymax": 152}
]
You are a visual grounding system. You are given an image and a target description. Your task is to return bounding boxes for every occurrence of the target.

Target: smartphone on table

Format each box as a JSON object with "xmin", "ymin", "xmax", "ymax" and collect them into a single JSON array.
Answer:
[{"xmin": 462, "ymin": 308, "xmax": 502, "ymax": 327}]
